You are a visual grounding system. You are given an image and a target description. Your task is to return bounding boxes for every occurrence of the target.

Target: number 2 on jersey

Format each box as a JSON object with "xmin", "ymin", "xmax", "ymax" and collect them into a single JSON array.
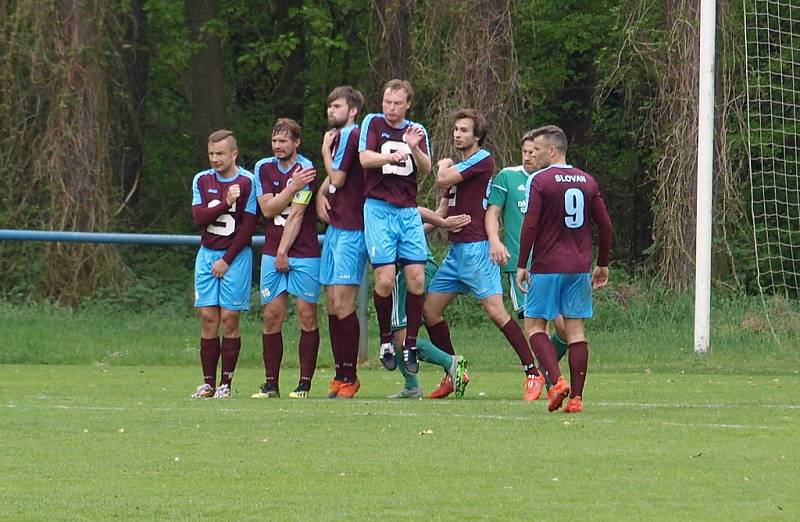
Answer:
[
  {"xmin": 380, "ymin": 140, "xmax": 413, "ymax": 176},
  {"xmin": 564, "ymin": 188, "xmax": 584, "ymax": 229}
]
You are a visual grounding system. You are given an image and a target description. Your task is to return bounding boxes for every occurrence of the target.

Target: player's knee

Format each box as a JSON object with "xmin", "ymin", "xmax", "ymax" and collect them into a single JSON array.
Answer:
[
  {"xmin": 262, "ymin": 308, "xmax": 285, "ymax": 331},
  {"xmin": 374, "ymin": 274, "xmax": 394, "ymax": 295},
  {"xmin": 297, "ymin": 306, "xmax": 318, "ymax": 331},
  {"xmin": 220, "ymin": 314, "xmax": 240, "ymax": 337}
]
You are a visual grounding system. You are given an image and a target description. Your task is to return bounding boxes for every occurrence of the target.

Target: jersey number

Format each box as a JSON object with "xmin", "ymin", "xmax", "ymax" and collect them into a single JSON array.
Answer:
[
  {"xmin": 207, "ymin": 201, "xmax": 236, "ymax": 236},
  {"xmin": 564, "ymin": 188, "xmax": 584, "ymax": 229},
  {"xmin": 380, "ymin": 140, "xmax": 413, "ymax": 176}
]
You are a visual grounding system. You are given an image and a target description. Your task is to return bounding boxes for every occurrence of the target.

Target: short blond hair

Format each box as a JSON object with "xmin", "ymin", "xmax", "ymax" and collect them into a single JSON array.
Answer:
[
  {"xmin": 383, "ymin": 79, "xmax": 414, "ymax": 104},
  {"xmin": 208, "ymin": 129, "xmax": 237, "ymax": 149}
]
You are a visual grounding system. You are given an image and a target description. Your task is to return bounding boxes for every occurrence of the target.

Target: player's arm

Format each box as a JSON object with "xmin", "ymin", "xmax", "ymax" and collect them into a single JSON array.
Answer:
[
  {"xmin": 591, "ymin": 190, "xmax": 614, "ymax": 289},
  {"xmin": 485, "ymin": 204, "xmax": 509, "ymax": 267},
  {"xmin": 405, "ymin": 125, "xmax": 432, "ymax": 175},
  {"xmin": 274, "ymin": 197, "xmax": 310, "ymax": 272},
  {"xmin": 192, "ymin": 183, "xmax": 239, "ymax": 226},
  {"xmin": 435, "ymin": 158, "xmax": 464, "ymax": 190},
  {"xmin": 315, "ymin": 177, "xmax": 332, "ymax": 224},
  {"xmin": 321, "ymin": 129, "xmax": 347, "ymax": 188},
  {"xmin": 259, "ymin": 167, "xmax": 316, "ymax": 218},
  {"xmin": 516, "ymin": 185, "xmax": 541, "ymax": 293}
]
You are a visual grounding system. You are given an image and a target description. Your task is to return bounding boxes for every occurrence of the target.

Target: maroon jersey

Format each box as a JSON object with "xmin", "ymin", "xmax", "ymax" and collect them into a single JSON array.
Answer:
[
  {"xmin": 254, "ymin": 155, "xmax": 320, "ymax": 258},
  {"xmin": 519, "ymin": 164, "xmax": 613, "ymax": 273},
  {"xmin": 327, "ymin": 124, "xmax": 365, "ymax": 230},
  {"xmin": 192, "ymin": 167, "xmax": 257, "ymax": 250},
  {"xmin": 358, "ymin": 113, "xmax": 430, "ymax": 208},
  {"xmin": 446, "ymin": 148, "xmax": 495, "ymax": 243}
]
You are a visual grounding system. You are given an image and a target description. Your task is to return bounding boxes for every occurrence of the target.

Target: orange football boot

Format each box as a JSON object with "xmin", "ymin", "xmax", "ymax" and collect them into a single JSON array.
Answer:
[{"xmin": 546, "ymin": 376, "xmax": 570, "ymax": 412}]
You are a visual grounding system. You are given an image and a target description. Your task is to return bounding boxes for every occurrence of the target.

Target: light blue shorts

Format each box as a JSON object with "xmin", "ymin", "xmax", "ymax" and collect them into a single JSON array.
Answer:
[
  {"xmin": 260, "ymin": 255, "xmax": 321, "ymax": 305},
  {"xmin": 428, "ymin": 241, "xmax": 502, "ymax": 300},
  {"xmin": 194, "ymin": 246, "xmax": 252, "ymax": 311},
  {"xmin": 523, "ymin": 272, "xmax": 593, "ymax": 320},
  {"xmin": 319, "ymin": 225, "xmax": 368, "ymax": 286},
  {"xmin": 363, "ymin": 198, "xmax": 427, "ymax": 266}
]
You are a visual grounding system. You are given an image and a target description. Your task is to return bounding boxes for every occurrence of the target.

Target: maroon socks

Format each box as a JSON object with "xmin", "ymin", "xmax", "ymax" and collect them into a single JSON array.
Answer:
[
  {"xmin": 568, "ymin": 341, "xmax": 589, "ymax": 397},
  {"xmin": 200, "ymin": 337, "xmax": 221, "ymax": 387},
  {"xmin": 219, "ymin": 337, "xmax": 241, "ymax": 386}
]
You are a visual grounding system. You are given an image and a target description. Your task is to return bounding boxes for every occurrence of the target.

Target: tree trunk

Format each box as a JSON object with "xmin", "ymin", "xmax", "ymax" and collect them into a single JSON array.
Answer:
[
  {"xmin": 370, "ymin": 0, "xmax": 414, "ymax": 105},
  {"xmin": 185, "ymin": 0, "xmax": 226, "ymax": 158}
]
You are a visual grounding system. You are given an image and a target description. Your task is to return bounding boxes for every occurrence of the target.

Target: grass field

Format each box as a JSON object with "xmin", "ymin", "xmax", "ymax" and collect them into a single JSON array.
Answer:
[
  {"xmin": 2, "ymin": 296, "xmax": 799, "ymax": 520},
  {"xmin": 2, "ymin": 365, "xmax": 798, "ymax": 520}
]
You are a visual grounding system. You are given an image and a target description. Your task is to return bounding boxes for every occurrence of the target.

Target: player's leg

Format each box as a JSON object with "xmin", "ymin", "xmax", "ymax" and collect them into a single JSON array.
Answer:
[
  {"xmin": 563, "ymin": 318, "xmax": 587, "ymax": 413},
  {"xmin": 193, "ymin": 247, "xmax": 221, "ymax": 398},
  {"xmin": 389, "ymin": 328, "xmax": 423, "ymax": 398},
  {"xmin": 399, "ymin": 262, "xmax": 426, "ymax": 372},
  {"xmin": 523, "ymin": 273, "xmax": 569, "ymax": 410},
  {"xmin": 321, "ymin": 226, "xmax": 367, "ymax": 397},
  {"xmin": 216, "ymin": 309, "xmax": 240, "ymax": 398},
  {"xmin": 551, "ymin": 315, "xmax": 569, "ymax": 362},
  {"xmin": 423, "ymin": 247, "xmax": 464, "ymax": 357},
  {"xmin": 560, "ymin": 273, "xmax": 593, "ymax": 413},
  {"xmin": 364, "ymin": 198, "xmax": 401, "ymax": 366},
  {"xmin": 215, "ymin": 247, "xmax": 253, "ymax": 398},
  {"xmin": 286, "ymin": 256, "xmax": 321, "ymax": 398},
  {"xmin": 373, "ymin": 263, "xmax": 398, "ymax": 367},
  {"xmin": 395, "ymin": 208, "xmax": 428, "ymax": 372},
  {"xmin": 291, "ymin": 298, "xmax": 320, "ymax": 398},
  {"xmin": 253, "ymin": 255, "xmax": 288, "ymax": 399}
]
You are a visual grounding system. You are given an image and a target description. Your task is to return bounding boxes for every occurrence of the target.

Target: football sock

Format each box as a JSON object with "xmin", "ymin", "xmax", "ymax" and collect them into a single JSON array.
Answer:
[
  {"xmin": 262, "ymin": 332, "xmax": 283, "ymax": 388},
  {"xmin": 501, "ymin": 319, "xmax": 540, "ymax": 376},
  {"xmin": 403, "ymin": 291, "xmax": 425, "ymax": 350},
  {"xmin": 425, "ymin": 320, "xmax": 455, "ymax": 355},
  {"xmin": 373, "ymin": 291, "xmax": 394, "ymax": 344},
  {"xmin": 529, "ymin": 332, "xmax": 561, "ymax": 383},
  {"xmin": 416, "ymin": 337, "xmax": 454, "ymax": 372},
  {"xmin": 552, "ymin": 333, "xmax": 569, "ymax": 362},
  {"xmin": 395, "ymin": 350, "xmax": 420, "ymax": 390},
  {"xmin": 339, "ymin": 312, "xmax": 360, "ymax": 383},
  {"xmin": 568, "ymin": 341, "xmax": 589, "ymax": 398},
  {"xmin": 328, "ymin": 314, "xmax": 343, "ymax": 380},
  {"xmin": 219, "ymin": 337, "xmax": 241, "ymax": 386},
  {"xmin": 298, "ymin": 328, "xmax": 320, "ymax": 388},
  {"xmin": 200, "ymin": 337, "xmax": 221, "ymax": 387}
]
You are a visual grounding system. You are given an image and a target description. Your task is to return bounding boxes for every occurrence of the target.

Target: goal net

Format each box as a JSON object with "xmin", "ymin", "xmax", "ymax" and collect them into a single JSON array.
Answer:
[{"xmin": 744, "ymin": 0, "xmax": 800, "ymax": 302}]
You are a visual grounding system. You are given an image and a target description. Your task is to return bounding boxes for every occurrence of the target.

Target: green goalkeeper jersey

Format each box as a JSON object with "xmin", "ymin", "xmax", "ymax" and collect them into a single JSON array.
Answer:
[{"xmin": 487, "ymin": 165, "xmax": 534, "ymax": 272}]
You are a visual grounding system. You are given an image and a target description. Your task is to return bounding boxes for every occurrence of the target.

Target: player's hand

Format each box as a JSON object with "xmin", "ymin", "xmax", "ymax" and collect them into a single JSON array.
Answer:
[
  {"xmin": 443, "ymin": 213, "xmax": 471, "ymax": 232},
  {"xmin": 592, "ymin": 266, "xmax": 609, "ymax": 289},
  {"xmin": 489, "ymin": 240, "xmax": 510, "ymax": 266},
  {"xmin": 225, "ymin": 184, "xmax": 240, "ymax": 206},
  {"xmin": 322, "ymin": 129, "xmax": 338, "ymax": 151},
  {"xmin": 212, "ymin": 258, "xmax": 229, "ymax": 278},
  {"xmin": 387, "ymin": 149, "xmax": 409, "ymax": 164},
  {"xmin": 290, "ymin": 167, "xmax": 316, "ymax": 192},
  {"xmin": 516, "ymin": 267, "xmax": 530, "ymax": 294},
  {"xmin": 275, "ymin": 252, "xmax": 289, "ymax": 272},
  {"xmin": 403, "ymin": 125, "xmax": 424, "ymax": 150},
  {"xmin": 316, "ymin": 191, "xmax": 331, "ymax": 223},
  {"xmin": 437, "ymin": 158, "xmax": 455, "ymax": 169}
]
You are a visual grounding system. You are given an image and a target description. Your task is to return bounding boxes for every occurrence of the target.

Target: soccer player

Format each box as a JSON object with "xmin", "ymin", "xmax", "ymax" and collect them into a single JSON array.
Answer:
[
  {"xmin": 486, "ymin": 131, "xmax": 569, "ymax": 380},
  {"xmin": 190, "ymin": 129, "xmax": 257, "ymax": 399},
  {"xmin": 516, "ymin": 125, "xmax": 613, "ymax": 413},
  {"xmin": 423, "ymin": 109, "xmax": 546, "ymax": 401},
  {"xmin": 251, "ymin": 118, "xmax": 320, "ymax": 399},
  {"xmin": 358, "ymin": 79, "xmax": 431, "ymax": 373},
  {"xmin": 316, "ymin": 85, "xmax": 367, "ymax": 399}
]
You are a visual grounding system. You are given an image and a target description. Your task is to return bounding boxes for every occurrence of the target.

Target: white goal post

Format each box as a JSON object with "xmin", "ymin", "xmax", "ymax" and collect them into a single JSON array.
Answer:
[{"xmin": 695, "ymin": 0, "xmax": 716, "ymax": 354}]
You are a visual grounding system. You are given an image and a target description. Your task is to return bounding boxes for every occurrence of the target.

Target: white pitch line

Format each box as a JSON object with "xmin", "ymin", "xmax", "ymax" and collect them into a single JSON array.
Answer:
[{"xmin": 1, "ymin": 402, "xmax": 795, "ymax": 431}]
